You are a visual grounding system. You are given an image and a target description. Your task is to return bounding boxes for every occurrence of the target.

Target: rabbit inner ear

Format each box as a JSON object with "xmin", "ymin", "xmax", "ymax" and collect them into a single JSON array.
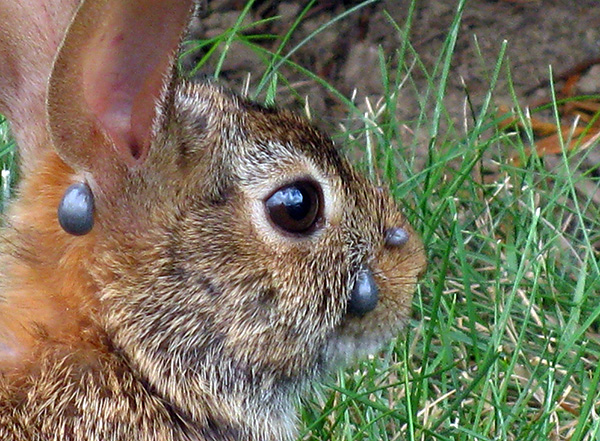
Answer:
[
  {"xmin": 130, "ymin": 55, "xmax": 176, "ymax": 161},
  {"xmin": 81, "ymin": 19, "xmax": 180, "ymax": 165},
  {"xmin": 48, "ymin": 0, "xmax": 193, "ymax": 171}
]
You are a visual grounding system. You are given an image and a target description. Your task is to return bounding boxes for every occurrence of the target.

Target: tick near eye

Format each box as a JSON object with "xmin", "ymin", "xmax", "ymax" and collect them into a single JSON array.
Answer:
[{"xmin": 265, "ymin": 180, "xmax": 322, "ymax": 235}]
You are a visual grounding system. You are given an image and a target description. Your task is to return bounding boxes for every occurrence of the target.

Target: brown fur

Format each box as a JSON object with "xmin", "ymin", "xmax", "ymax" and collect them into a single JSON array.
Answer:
[{"xmin": 0, "ymin": 1, "xmax": 426, "ymax": 440}]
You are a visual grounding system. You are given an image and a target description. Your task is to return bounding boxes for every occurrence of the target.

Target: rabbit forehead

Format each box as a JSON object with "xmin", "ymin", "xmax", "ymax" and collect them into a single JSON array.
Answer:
[{"xmin": 235, "ymin": 140, "xmax": 338, "ymax": 201}]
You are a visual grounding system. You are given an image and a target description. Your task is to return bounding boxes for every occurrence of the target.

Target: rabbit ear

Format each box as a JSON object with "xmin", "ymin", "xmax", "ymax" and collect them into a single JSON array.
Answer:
[
  {"xmin": 0, "ymin": 0, "xmax": 80, "ymax": 174},
  {"xmin": 47, "ymin": 0, "xmax": 193, "ymax": 171}
]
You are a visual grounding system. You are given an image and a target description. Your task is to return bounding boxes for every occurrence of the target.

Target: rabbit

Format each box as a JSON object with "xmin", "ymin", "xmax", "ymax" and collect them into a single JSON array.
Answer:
[{"xmin": 0, "ymin": 0, "xmax": 426, "ymax": 440}]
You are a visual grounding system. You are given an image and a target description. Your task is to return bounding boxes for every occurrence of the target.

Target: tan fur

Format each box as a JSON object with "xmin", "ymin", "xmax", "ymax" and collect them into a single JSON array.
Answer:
[
  {"xmin": 0, "ymin": 1, "xmax": 426, "ymax": 440},
  {"xmin": 0, "ymin": 151, "xmax": 100, "ymax": 371}
]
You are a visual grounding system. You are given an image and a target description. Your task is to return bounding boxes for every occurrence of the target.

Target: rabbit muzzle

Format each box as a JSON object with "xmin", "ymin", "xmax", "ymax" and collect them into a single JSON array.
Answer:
[{"xmin": 346, "ymin": 225, "xmax": 411, "ymax": 317}]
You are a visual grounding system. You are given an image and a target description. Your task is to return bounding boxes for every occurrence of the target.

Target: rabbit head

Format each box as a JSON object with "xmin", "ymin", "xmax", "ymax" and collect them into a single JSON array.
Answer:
[
  {"xmin": 91, "ymin": 81, "xmax": 426, "ymax": 418},
  {"xmin": 0, "ymin": 0, "xmax": 425, "ymax": 437}
]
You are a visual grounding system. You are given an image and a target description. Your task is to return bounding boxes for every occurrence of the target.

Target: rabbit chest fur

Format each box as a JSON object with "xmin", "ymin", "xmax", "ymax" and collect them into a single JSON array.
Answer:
[{"xmin": 0, "ymin": 1, "xmax": 426, "ymax": 440}]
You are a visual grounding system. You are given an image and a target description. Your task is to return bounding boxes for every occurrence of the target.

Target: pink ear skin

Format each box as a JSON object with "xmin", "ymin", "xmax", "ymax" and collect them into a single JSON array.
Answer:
[{"xmin": 48, "ymin": 0, "xmax": 194, "ymax": 174}]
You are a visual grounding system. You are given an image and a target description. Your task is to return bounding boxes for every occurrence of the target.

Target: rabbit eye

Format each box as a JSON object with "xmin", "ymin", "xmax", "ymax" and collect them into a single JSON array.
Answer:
[{"xmin": 265, "ymin": 180, "xmax": 321, "ymax": 234}]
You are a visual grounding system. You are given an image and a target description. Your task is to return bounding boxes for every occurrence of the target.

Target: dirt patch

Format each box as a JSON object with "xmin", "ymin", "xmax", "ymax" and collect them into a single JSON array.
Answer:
[{"xmin": 187, "ymin": 0, "xmax": 600, "ymax": 155}]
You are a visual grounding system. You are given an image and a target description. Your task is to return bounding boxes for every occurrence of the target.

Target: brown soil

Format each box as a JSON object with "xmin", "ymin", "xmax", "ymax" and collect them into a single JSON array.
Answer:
[{"xmin": 188, "ymin": 0, "xmax": 600, "ymax": 163}]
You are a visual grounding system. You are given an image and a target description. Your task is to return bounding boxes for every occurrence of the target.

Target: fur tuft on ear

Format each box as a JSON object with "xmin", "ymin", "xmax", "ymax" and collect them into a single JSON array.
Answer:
[{"xmin": 47, "ymin": 0, "xmax": 194, "ymax": 173}]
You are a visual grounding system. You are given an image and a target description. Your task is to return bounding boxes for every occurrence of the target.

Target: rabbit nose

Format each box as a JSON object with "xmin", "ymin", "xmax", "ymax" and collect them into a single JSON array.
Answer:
[
  {"xmin": 347, "ymin": 265, "xmax": 379, "ymax": 317},
  {"xmin": 385, "ymin": 227, "xmax": 409, "ymax": 248}
]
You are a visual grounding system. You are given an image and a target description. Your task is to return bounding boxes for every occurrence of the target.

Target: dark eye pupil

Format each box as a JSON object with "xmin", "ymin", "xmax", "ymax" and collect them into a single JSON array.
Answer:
[{"xmin": 265, "ymin": 180, "xmax": 321, "ymax": 234}]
